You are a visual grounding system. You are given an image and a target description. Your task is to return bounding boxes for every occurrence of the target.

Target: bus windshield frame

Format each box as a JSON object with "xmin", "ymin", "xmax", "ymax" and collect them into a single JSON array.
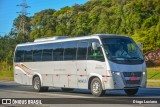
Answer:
[{"xmin": 101, "ymin": 37, "xmax": 144, "ymax": 64}]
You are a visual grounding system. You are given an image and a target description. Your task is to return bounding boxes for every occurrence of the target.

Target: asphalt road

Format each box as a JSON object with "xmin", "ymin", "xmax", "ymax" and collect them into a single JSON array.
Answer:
[{"xmin": 0, "ymin": 81, "xmax": 160, "ymax": 107}]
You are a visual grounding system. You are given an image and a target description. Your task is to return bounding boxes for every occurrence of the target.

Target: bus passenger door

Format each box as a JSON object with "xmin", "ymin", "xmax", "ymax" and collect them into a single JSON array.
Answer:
[{"xmin": 76, "ymin": 42, "xmax": 88, "ymax": 89}]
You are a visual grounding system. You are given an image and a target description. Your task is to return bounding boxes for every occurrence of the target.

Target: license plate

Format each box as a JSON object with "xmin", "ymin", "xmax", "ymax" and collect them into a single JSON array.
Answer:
[{"xmin": 130, "ymin": 77, "xmax": 138, "ymax": 80}]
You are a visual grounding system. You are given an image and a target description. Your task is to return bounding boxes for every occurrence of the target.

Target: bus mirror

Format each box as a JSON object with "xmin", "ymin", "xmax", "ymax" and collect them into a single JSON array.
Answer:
[{"xmin": 92, "ymin": 42, "xmax": 100, "ymax": 50}]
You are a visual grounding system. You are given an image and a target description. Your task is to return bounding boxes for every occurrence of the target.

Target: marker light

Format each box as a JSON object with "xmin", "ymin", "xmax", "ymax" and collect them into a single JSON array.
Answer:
[{"xmin": 112, "ymin": 71, "xmax": 120, "ymax": 76}]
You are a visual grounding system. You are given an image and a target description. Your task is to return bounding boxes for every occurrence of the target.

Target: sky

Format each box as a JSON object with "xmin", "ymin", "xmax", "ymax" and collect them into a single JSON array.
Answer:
[{"xmin": 0, "ymin": 0, "xmax": 88, "ymax": 36}]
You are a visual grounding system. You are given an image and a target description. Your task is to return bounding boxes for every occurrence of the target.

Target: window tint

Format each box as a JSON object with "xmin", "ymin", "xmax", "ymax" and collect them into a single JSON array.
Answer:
[
  {"xmin": 33, "ymin": 44, "xmax": 43, "ymax": 62},
  {"xmin": 77, "ymin": 42, "xmax": 88, "ymax": 60},
  {"xmin": 53, "ymin": 43, "xmax": 64, "ymax": 61},
  {"xmin": 63, "ymin": 41, "xmax": 77, "ymax": 60},
  {"xmin": 15, "ymin": 39, "xmax": 104, "ymax": 62},
  {"xmin": 127, "ymin": 43, "xmax": 138, "ymax": 57},
  {"xmin": 24, "ymin": 46, "xmax": 33, "ymax": 62},
  {"xmin": 42, "ymin": 43, "xmax": 53, "ymax": 61},
  {"xmin": 15, "ymin": 46, "xmax": 25, "ymax": 62}
]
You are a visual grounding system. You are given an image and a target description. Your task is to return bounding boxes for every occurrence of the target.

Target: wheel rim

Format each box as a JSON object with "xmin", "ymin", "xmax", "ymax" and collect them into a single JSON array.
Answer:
[
  {"xmin": 92, "ymin": 81, "xmax": 100, "ymax": 94},
  {"xmin": 34, "ymin": 79, "xmax": 40, "ymax": 90}
]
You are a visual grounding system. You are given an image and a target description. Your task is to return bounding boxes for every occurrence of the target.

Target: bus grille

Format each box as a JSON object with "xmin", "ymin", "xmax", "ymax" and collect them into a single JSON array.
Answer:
[
  {"xmin": 123, "ymin": 72, "xmax": 142, "ymax": 85},
  {"xmin": 123, "ymin": 72, "xmax": 142, "ymax": 77}
]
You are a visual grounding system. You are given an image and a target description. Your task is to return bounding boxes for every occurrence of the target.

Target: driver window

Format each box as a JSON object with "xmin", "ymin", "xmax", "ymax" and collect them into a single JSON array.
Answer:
[{"xmin": 88, "ymin": 43, "xmax": 105, "ymax": 62}]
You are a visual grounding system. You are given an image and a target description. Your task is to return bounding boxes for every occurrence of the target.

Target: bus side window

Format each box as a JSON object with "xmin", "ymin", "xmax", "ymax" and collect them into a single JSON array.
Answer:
[
  {"xmin": 77, "ymin": 42, "xmax": 88, "ymax": 60},
  {"xmin": 42, "ymin": 43, "xmax": 53, "ymax": 61},
  {"xmin": 24, "ymin": 46, "xmax": 33, "ymax": 62},
  {"xmin": 64, "ymin": 41, "xmax": 77, "ymax": 60},
  {"xmin": 52, "ymin": 43, "xmax": 63, "ymax": 61},
  {"xmin": 15, "ymin": 46, "xmax": 24, "ymax": 62},
  {"xmin": 88, "ymin": 44, "xmax": 105, "ymax": 62},
  {"xmin": 33, "ymin": 45, "xmax": 43, "ymax": 62}
]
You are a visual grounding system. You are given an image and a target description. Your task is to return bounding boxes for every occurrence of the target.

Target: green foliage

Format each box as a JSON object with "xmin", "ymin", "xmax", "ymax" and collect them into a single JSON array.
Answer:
[
  {"xmin": 30, "ymin": 9, "xmax": 56, "ymax": 39},
  {"xmin": 28, "ymin": 0, "xmax": 159, "ymax": 52},
  {"xmin": 0, "ymin": 35, "xmax": 16, "ymax": 71},
  {"xmin": 13, "ymin": 15, "xmax": 31, "ymax": 33}
]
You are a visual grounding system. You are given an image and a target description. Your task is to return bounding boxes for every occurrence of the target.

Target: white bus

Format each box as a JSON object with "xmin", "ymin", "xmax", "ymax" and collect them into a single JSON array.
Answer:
[{"xmin": 14, "ymin": 34, "xmax": 147, "ymax": 96}]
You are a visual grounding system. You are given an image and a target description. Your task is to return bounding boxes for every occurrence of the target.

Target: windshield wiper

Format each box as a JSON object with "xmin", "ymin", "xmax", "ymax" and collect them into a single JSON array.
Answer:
[{"xmin": 129, "ymin": 57, "xmax": 143, "ymax": 60}]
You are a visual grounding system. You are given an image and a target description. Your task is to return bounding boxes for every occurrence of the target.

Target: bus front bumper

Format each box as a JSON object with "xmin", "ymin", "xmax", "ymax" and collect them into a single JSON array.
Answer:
[{"xmin": 102, "ymin": 71, "xmax": 147, "ymax": 90}]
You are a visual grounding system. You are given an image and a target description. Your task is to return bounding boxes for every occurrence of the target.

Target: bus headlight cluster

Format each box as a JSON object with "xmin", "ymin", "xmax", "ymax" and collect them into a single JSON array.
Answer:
[
  {"xmin": 112, "ymin": 71, "xmax": 120, "ymax": 76},
  {"xmin": 143, "ymin": 72, "xmax": 146, "ymax": 75}
]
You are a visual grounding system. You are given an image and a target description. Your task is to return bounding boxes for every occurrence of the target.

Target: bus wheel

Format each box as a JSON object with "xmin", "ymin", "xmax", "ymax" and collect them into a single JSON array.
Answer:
[
  {"xmin": 124, "ymin": 88, "xmax": 138, "ymax": 96},
  {"xmin": 61, "ymin": 88, "xmax": 74, "ymax": 92},
  {"xmin": 33, "ymin": 76, "xmax": 48, "ymax": 92},
  {"xmin": 90, "ymin": 78, "xmax": 105, "ymax": 97}
]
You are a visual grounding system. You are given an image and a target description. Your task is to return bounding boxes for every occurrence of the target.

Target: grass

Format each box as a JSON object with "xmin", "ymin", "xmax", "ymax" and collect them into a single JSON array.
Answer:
[
  {"xmin": 147, "ymin": 66, "xmax": 160, "ymax": 80},
  {"xmin": 147, "ymin": 66, "xmax": 160, "ymax": 87},
  {"xmin": 147, "ymin": 80, "xmax": 160, "ymax": 87},
  {"xmin": 0, "ymin": 70, "xmax": 14, "ymax": 81}
]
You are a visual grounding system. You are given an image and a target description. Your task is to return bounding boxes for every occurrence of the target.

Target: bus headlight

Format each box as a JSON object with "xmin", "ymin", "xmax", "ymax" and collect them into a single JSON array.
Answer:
[
  {"xmin": 143, "ymin": 72, "xmax": 146, "ymax": 75},
  {"xmin": 112, "ymin": 71, "xmax": 120, "ymax": 76}
]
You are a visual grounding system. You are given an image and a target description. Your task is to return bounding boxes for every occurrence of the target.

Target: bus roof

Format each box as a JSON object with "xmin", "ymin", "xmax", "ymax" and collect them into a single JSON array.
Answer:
[{"xmin": 17, "ymin": 34, "xmax": 129, "ymax": 46}]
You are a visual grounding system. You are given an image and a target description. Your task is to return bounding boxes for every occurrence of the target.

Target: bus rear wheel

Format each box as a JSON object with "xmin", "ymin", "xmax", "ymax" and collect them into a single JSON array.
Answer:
[
  {"xmin": 90, "ymin": 78, "xmax": 105, "ymax": 97},
  {"xmin": 124, "ymin": 88, "xmax": 138, "ymax": 96},
  {"xmin": 33, "ymin": 76, "xmax": 48, "ymax": 92}
]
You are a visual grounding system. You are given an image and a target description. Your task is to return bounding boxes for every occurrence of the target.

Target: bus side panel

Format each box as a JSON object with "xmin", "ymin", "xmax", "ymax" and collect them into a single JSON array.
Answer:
[
  {"xmin": 53, "ymin": 61, "xmax": 68, "ymax": 87},
  {"xmin": 61, "ymin": 61, "xmax": 77, "ymax": 88},
  {"xmin": 77, "ymin": 60, "xmax": 88, "ymax": 89},
  {"xmin": 87, "ymin": 60, "xmax": 112, "ymax": 89},
  {"xmin": 14, "ymin": 63, "xmax": 23, "ymax": 84},
  {"xmin": 21, "ymin": 62, "xmax": 34, "ymax": 85},
  {"xmin": 53, "ymin": 74, "xmax": 60, "ymax": 87},
  {"xmin": 40, "ymin": 62, "xmax": 54, "ymax": 86},
  {"xmin": 14, "ymin": 62, "xmax": 32, "ymax": 85}
]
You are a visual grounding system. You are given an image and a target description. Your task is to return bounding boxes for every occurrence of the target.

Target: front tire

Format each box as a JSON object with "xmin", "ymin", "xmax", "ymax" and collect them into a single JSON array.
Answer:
[
  {"xmin": 33, "ymin": 76, "xmax": 48, "ymax": 92},
  {"xmin": 124, "ymin": 88, "xmax": 138, "ymax": 96},
  {"xmin": 90, "ymin": 78, "xmax": 105, "ymax": 97}
]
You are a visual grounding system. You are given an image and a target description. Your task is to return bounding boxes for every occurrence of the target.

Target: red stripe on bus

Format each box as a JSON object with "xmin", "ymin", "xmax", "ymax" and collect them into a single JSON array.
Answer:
[
  {"xmin": 102, "ymin": 75, "xmax": 112, "ymax": 77},
  {"xmin": 15, "ymin": 64, "xmax": 30, "ymax": 75}
]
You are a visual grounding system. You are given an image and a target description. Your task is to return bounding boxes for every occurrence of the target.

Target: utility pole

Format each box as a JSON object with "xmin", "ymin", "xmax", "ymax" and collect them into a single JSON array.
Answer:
[{"xmin": 16, "ymin": 0, "xmax": 30, "ymax": 35}]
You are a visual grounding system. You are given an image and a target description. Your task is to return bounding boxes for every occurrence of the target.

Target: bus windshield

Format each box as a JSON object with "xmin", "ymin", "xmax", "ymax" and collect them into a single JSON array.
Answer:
[{"xmin": 101, "ymin": 37, "xmax": 144, "ymax": 64}]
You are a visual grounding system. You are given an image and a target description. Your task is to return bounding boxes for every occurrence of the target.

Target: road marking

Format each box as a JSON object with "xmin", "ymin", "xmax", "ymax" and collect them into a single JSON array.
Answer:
[
  {"xmin": 39, "ymin": 93, "xmax": 92, "ymax": 98},
  {"xmin": 0, "ymin": 89, "xmax": 92, "ymax": 98}
]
